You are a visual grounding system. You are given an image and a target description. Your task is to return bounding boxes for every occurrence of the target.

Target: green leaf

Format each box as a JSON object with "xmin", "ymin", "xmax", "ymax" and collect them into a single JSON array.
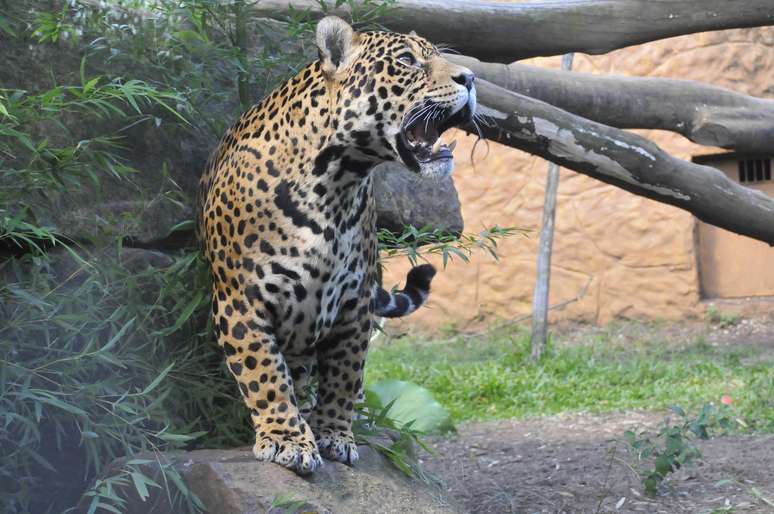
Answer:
[
  {"xmin": 0, "ymin": 15, "xmax": 16, "ymax": 36},
  {"xmin": 654, "ymin": 454, "xmax": 674, "ymax": 476},
  {"xmin": 130, "ymin": 472, "xmax": 150, "ymax": 501},
  {"xmin": 79, "ymin": 56, "xmax": 87, "ymax": 88},
  {"xmin": 120, "ymin": 81, "xmax": 142, "ymax": 114},
  {"xmin": 644, "ymin": 475, "xmax": 659, "ymax": 497},
  {"xmin": 366, "ymin": 379, "xmax": 453, "ymax": 434},
  {"xmin": 99, "ymin": 317, "xmax": 136, "ymax": 353},
  {"xmin": 26, "ymin": 391, "xmax": 89, "ymax": 417},
  {"xmin": 157, "ymin": 291, "xmax": 204, "ymax": 336},
  {"xmin": 168, "ymin": 219, "xmax": 194, "ymax": 234},
  {"xmin": 140, "ymin": 362, "xmax": 175, "ymax": 396},
  {"xmin": 155, "ymin": 430, "xmax": 206, "ymax": 443},
  {"xmin": 94, "ymin": 502, "xmax": 123, "ymax": 514},
  {"xmin": 7, "ymin": 285, "xmax": 52, "ymax": 309},
  {"xmin": 126, "ymin": 459, "xmax": 155, "ymax": 466},
  {"xmin": 0, "ymin": 100, "xmax": 13, "ymax": 120},
  {"xmin": 669, "ymin": 405, "xmax": 686, "ymax": 417},
  {"xmin": 86, "ymin": 495, "xmax": 100, "ymax": 514},
  {"xmin": 83, "ymin": 76, "xmax": 101, "ymax": 95}
]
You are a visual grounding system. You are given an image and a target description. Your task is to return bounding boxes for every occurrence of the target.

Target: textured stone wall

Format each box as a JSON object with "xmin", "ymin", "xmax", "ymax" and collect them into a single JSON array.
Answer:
[{"xmin": 382, "ymin": 26, "xmax": 774, "ymax": 332}]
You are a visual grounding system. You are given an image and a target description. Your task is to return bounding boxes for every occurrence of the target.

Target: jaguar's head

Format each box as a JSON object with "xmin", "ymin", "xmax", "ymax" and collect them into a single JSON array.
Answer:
[{"xmin": 316, "ymin": 16, "xmax": 476, "ymax": 178}]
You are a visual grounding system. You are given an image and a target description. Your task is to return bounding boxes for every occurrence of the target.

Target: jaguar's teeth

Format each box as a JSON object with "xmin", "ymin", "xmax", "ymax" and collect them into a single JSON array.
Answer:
[
  {"xmin": 431, "ymin": 138, "xmax": 442, "ymax": 155},
  {"xmin": 448, "ymin": 139, "xmax": 457, "ymax": 152}
]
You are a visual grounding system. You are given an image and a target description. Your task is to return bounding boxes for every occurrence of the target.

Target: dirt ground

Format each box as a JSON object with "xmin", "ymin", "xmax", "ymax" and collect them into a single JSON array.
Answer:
[
  {"xmin": 422, "ymin": 317, "xmax": 774, "ymax": 514},
  {"xmin": 424, "ymin": 412, "xmax": 773, "ymax": 514}
]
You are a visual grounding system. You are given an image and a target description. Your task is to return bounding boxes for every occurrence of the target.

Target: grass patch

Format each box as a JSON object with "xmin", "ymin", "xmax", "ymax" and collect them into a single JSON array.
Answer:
[{"xmin": 365, "ymin": 328, "xmax": 774, "ymax": 430}]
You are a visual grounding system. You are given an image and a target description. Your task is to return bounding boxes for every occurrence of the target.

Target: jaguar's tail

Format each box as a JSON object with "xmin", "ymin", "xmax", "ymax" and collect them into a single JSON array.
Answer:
[{"xmin": 375, "ymin": 264, "xmax": 436, "ymax": 318}]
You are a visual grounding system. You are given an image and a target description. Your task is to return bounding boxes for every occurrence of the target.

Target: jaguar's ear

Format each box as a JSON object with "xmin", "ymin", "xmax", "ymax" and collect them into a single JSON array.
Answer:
[
  {"xmin": 409, "ymin": 30, "xmax": 417, "ymax": 37},
  {"xmin": 316, "ymin": 16, "xmax": 357, "ymax": 77}
]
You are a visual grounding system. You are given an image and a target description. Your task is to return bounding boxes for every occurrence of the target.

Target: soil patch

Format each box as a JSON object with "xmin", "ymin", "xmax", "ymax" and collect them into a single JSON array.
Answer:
[
  {"xmin": 555, "ymin": 314, "xmax": 774, "ymax": 358},
  {"xmin": 424, "ymin": 411, "xmax": 774, "ymax": 514}
]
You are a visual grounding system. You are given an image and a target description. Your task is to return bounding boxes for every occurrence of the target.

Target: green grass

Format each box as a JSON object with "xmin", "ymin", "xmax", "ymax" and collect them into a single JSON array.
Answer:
[{"xmin": 365, "ymin": 328, "xmax": 774, "ymax": 430}]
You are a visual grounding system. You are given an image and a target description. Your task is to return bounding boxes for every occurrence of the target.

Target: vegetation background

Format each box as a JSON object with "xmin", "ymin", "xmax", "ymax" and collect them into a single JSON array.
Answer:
[
  {"xmin": 1, "ymin": 1, "xmax": 356, "ymax": 512},
  {"xmin": 1, "ymin": 1, "xmax": 486, "ymax": 511},
  {"xmin": 3, "ymin": 1, "xmax": 772, "ymax": 513}
]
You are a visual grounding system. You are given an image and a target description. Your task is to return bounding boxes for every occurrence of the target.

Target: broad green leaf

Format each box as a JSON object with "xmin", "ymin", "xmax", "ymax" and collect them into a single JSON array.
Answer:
[
  {"xmin": 367, "ymin": 379, "xmax": 453, "ymax": 434},
  {"xmin": 654, "ymin": 454, "xmax": 673, "ymax": 476}
]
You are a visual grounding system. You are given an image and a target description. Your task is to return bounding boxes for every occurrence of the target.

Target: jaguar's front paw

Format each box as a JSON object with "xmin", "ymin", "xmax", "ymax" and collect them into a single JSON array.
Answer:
[
  {"xmin": 252, "ymin": 420, "xmax": 323, "ymax": 475},
  {"xmin": 314, "ymin": 427, "xmax": 359, "ymax": 465}
]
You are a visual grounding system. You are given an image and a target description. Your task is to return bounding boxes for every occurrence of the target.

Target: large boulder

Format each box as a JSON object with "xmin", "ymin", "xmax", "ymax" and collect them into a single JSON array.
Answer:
[
  {"xmin": 373, "ymin": 163, "xmax": 464, "ymax": 235},
  {"xmin": 101, "ymin": 446, "xmax": 460, "ymax": 514}
]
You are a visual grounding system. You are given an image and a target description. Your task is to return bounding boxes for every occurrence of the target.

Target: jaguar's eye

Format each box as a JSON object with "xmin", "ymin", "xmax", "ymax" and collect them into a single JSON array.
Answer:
[{"xmin": 397, "ymin": 52, "xmax": 418, "ymax": 67}]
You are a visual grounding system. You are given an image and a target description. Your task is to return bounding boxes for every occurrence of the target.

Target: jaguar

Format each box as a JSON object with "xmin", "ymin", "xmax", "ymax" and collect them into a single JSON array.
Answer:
[{"xmin": 196, "ymin": 15, "xmax": 476, "ymax": 474}]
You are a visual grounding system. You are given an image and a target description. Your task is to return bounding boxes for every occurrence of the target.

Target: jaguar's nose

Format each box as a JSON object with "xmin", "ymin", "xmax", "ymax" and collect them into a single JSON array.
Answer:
[{"xmin": 452, "ymin": 71, "xmax": 475, "ymax": 91}]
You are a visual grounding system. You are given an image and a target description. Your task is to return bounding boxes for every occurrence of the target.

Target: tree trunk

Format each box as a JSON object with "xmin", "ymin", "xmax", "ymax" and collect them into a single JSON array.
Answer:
[
  {"xmin": 468, "ymin": 79, "xmax": 774, "ymax": 245},
  {"xmin": 253, "ymin": 0, "xmax": 774, "ymax": 63},
  {"xmin": 233, "ymin": 0, "xmax": 251, "ymax": 110},
  {"xmin": 448, "ymin": 54, "xmax": 774, "ymax": 154},
  {"xmin": 531, "ymin": 53, "xmax": 574, "ymax": 361}
]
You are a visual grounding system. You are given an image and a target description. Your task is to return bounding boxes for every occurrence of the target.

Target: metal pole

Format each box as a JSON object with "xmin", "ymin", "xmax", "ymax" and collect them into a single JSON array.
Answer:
[{"xmin": 530, "ymin": 53, "xmax": 574, "ymax": 360}]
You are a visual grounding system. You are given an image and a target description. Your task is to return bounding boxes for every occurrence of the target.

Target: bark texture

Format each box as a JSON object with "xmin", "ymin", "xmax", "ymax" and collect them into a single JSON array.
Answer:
[
  {"xmin": 470, "ymin": 79, "xmax": 774, "ymax": 245},
  {"xmin": 254, "ymin": 0, "xmax": 774, "ymax": 62},
  {"xmin": 449, "ymin": 54, "xmax": 774, "ymax": 155}
]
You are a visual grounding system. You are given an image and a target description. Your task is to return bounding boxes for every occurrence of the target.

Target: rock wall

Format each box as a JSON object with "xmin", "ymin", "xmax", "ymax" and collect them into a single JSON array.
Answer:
[{"xmin": 383, "ymin": 26, "xmax": 774, "ymax": 333}]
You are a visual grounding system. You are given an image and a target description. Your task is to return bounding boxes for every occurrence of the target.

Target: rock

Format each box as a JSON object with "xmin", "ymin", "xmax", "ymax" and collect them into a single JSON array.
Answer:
[
  {"xmin": 104, "ymin": 446, "xmax": 460, "ymax": 514},
  {"xmin": 373, "ymin": 162, "xmax": 464, "ymax": 235}
]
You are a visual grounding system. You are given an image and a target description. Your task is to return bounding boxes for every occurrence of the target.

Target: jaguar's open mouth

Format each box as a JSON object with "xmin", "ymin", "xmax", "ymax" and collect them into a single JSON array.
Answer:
[{"xmin": 396, "ymin": 103, "xmax": 473, "ymax": 177}]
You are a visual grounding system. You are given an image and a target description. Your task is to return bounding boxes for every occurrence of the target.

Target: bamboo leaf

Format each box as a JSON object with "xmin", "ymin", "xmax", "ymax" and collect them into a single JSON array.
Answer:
[
  {"xmin": 140, "ymin": 362, "xmax": 175, "ymax": 396},
  {"xmin": 130, "ymin": 472, "xmax": 150, "ymax": 501},
  {"xmin": 98, "ymin": 317, "xmax": 136, "ymax": 354}
]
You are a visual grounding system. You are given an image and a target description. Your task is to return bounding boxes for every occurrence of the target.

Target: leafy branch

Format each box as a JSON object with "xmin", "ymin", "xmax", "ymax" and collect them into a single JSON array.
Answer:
[{"xmin": 378, "ymin": 224, "xmax": 525, "ymax": 267}]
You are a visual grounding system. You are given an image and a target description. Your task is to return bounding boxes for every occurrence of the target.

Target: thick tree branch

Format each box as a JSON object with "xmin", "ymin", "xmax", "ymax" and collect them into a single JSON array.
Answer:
[
  {"xmin": 254, "ymin": 0, "xmax": 774, "ymax": 63},
  {"xmin": 469, "ymin": 79, "xmax": 774, "ymax": 245},
  {"xmin": 449, "ymin": 55, "xmax": 774, "ymax": 154}
]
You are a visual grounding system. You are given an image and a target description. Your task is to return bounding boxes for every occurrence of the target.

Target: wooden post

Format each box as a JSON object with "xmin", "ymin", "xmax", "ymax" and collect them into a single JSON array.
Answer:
[{"xmin": 530, "ymin": 53, "xmax": 574, "ymax": 360}]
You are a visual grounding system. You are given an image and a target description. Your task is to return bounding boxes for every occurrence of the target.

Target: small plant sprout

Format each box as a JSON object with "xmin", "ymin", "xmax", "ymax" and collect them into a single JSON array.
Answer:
[{"xmin": 624, "ymin": 403, "xmax": 737, "ymax": 497}]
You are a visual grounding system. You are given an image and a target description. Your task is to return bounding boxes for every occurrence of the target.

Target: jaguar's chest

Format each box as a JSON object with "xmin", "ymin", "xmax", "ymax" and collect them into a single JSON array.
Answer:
[{"xmin": 270, "ymin": 178, "xmax": 378, "ymax": 352}]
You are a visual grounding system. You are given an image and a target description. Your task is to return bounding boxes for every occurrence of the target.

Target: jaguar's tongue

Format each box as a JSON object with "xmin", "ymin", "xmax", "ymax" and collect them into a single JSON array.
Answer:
[
  {"xmin": 408, "ymin": 122, "xmax": 439, "ymax": 148},
  {"xmin": 405, "ymin": 120, "xmax": 457, "ymax": 160}
]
